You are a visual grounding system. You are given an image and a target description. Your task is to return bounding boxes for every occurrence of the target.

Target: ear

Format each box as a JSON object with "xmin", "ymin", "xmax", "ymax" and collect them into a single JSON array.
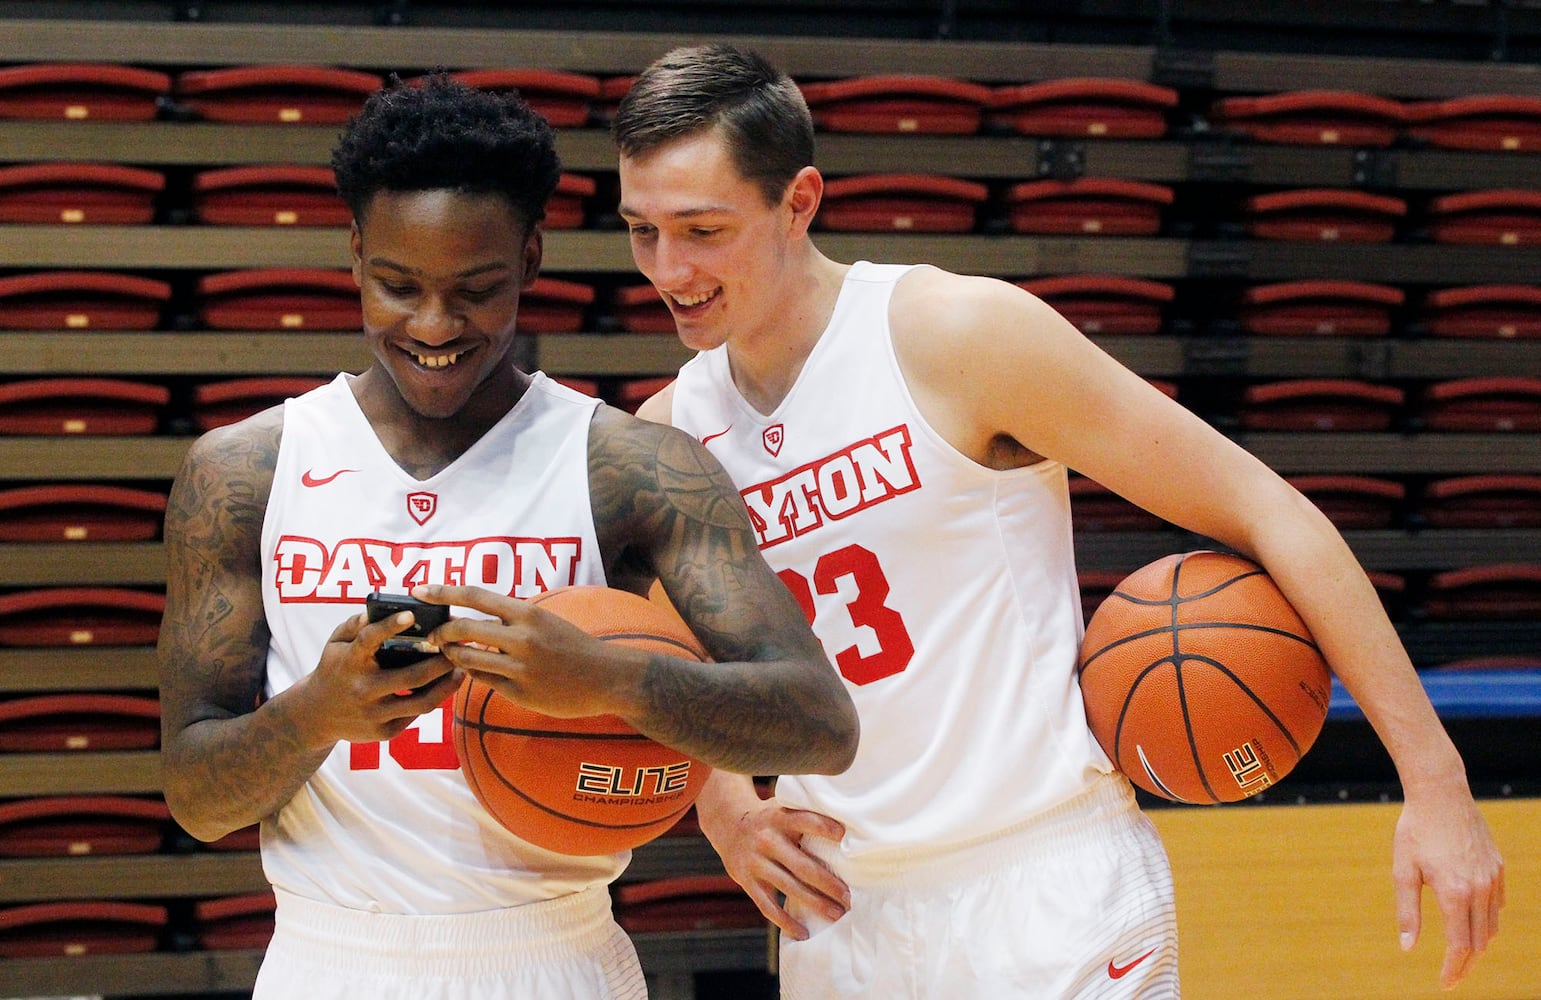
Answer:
[
  {"xmin": 521, "ymin": 227, "xmax": 544, "ymax": 289},
  {"xmin": 348, "ymin": 220, "xmax": 364, "ymax": 287},
  {"xmin": 785, "ymin": 165, "xmax": 823, "ymax": 238}
]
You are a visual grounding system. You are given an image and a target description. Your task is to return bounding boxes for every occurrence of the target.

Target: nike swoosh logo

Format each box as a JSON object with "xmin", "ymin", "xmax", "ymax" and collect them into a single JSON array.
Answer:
[
  {"xmin": 700, "ymin": 426, "xmax": 732, "ymax": 446},
  {"xmin": 1108, "ymin": 947, "xmax": 1157, "ymax": 979},
  {"xmin": 301, "ymin": 468, "xmax": 359, "ymax": 488}
]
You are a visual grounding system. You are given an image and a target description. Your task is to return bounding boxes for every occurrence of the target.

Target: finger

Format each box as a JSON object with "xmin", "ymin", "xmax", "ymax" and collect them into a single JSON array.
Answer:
[
  {"xmin": 382, "ymin": 671, "xmax": 463, "ymax": 718},
  {"xmin": 434, "ymin": 616, "xmax": 518, "ymax": 649},
  {"xmin": 1440, "ymin": 943, "xmax": 1474, "ymax": 991},
  {"xmin": 1394, "ymin": 869, "xmax": 1421, "ymax": 953},
  {"xmin": 414, "ymin": 583, "xmax": 517, "ymax": 619},
  {"xmin": 745, "ymin": 884, "xmax": 806, "ymax": 941},
  {"xmin": 1438, "ymin": 893, "xmax": 1476, "ymax": 990},
  {"xmin": 326, "ymin": 610, "xmax": 370, "ymax": 644}
]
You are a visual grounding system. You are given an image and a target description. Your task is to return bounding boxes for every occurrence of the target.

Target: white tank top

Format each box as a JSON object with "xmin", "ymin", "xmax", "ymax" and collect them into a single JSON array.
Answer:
[
  {"xmin": 670, "ymin": 262, "xmax": 1112, "ymax": 857},
  {"xmin": 259, "ymin": 372, "xmax": 623, "ymax": 912}
]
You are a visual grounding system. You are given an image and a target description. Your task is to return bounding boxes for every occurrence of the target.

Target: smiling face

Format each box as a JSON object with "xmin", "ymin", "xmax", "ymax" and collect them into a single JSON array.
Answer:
[
  {"xmin": 618, "ymin": 129, "xmax": 813, "ymax": 354},
  {"xmin": 350, "ymin": 189, "xmax": 540, "ymax": 422}
]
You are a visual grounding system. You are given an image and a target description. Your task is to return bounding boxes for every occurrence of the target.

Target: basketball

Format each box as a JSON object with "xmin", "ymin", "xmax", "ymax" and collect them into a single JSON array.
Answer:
[
  {"xmin": 452, "ymin": 586, "xmax": 714, "ymax": 855},
  {"xmin": 1077, "ymin": 550, "xmax": 1332, "ymax": 804}
]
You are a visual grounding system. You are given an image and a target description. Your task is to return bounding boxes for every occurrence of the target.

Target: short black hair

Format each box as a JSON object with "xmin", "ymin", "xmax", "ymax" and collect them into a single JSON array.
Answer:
[
  {"xmin": 332, "ymin": 74, "xmax": 562, "ymax": 229},
  {"xmin": 612, "ymin": 44, "xmax": 814, "ymax": 207}
]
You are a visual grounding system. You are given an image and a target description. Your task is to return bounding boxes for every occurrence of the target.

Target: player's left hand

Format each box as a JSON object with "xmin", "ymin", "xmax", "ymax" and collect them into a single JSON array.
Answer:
[
  {"xmin": 410, "ymin": 583, "xmax": 638, "ymax": 719},
  {"xmin": 1392, "ymin": 785, "xmax": 1504, "ymax": 990}
]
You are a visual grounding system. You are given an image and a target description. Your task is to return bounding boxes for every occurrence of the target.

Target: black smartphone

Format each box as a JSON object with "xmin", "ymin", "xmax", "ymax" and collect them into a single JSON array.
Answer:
[{"xmin": 365, "ymin": 591, "xmax": 451, "ymax": 668}]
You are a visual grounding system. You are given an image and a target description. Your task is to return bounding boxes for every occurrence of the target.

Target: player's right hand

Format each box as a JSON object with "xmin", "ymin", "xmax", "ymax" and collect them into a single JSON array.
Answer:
[
  {"xmin": 701, "ymin": 794, "xmax": 850, "ymax": 940},
  {"xmin": 303, "ymin": 610, "xmax": 461, "ymax": 745}
]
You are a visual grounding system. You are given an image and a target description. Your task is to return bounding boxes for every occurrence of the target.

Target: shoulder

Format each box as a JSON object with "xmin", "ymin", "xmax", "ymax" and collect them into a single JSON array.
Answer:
[
  {"xmin": 175, "ymin": 404, "xmax": 285, "ymax": 508},
  {"xmin": 632, "ymin": 380, "xmax": 676, "ymax": 426},
  {"xmin": 890, "ymin": 266, "xmax": 1077, "ymax": 372}
]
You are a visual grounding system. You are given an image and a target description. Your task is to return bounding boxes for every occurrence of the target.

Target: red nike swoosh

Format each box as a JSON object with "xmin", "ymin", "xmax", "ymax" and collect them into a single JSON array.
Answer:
[
  {"xmin": 1108, "ymin": 947, "xmax": 1157, "ymax": 980},
  {"xmin": 700, "ymin": 426, "xmax": 732, "ymax": 446},
  {"xmin": 301, "ymin": 468, "xmax": 359, "ymax": 488}
]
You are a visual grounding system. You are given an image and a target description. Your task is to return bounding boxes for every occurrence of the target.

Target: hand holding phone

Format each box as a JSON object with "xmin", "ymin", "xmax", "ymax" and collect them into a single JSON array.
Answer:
[{"xmin": 365, "ymin": 591, "xmax": 450, "ymax": 668}]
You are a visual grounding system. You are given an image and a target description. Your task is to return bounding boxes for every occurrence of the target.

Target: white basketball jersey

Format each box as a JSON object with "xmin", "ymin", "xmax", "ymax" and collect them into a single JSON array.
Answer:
[
  {"xmin": 260, "ymin": 372, "xmax": 623, "ymax": 912},
  {"xmin": 670, "ymin": 261, "xmax": 1113, "ymax": 856}
]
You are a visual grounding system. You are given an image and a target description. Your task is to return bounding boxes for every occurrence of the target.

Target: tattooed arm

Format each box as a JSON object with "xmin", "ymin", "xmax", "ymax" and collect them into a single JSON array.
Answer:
[
  {"xmin": 418, "ymin": 406, "xmax": 857, "ymax": 776},
  {"xmin": 159, "ymin": 409, "xmax": 461, "ymax": 841}
]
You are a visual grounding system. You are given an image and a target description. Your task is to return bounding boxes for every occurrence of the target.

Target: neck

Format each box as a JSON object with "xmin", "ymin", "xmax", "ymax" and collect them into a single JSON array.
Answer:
[
  {"xmin": 352, "ymin": 365, "xmax": 530, "ymax": 480},
  {"xmin": 728, "ymin": 252, "xmax": 849, "ymax": 414}
]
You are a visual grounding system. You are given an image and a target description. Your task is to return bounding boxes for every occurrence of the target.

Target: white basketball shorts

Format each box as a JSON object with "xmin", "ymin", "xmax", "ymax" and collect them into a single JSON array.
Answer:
[
  {"xmin": 779, "ymin": 772, "xmax": 1178, "ymax": 998},
  {"xmin": 254, "ymin": 884, "xmax": 647, "ymax": 1000}
]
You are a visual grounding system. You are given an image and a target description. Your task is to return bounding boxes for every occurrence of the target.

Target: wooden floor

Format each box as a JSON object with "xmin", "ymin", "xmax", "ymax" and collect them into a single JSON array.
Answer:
[{"xmin": 1151, "ymin": 797, "xmax": 1538, "ymax": 1000}]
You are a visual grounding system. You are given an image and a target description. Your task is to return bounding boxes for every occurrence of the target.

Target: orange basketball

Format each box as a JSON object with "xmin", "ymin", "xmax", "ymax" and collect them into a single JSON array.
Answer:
[
  {"xmin": 452, "ymin": 586, "xmax": 713, "ymax": 855},
  {"xmin": 1077, "ymin": 551, "xmax": 1331, "ymax": 804}
]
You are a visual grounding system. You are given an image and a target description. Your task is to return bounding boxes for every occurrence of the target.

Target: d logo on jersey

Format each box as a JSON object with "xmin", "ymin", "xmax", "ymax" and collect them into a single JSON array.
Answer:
[
  {"xmin": 763, "ymin": 424, "xmax": 784, "ymax": 457},
  {"xmin": 407, "ymin": 491, "xmax": 437, "ymax": 525}
]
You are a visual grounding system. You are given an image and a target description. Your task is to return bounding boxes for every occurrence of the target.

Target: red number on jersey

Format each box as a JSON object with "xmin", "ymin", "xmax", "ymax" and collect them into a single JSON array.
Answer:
[
  {"xmin": 348, "ymin": 697, "xmax": 459, "ymax": 770},
  {"xmin": 778, "ymin": 543, "xmax": 914, "ymax": 685}
]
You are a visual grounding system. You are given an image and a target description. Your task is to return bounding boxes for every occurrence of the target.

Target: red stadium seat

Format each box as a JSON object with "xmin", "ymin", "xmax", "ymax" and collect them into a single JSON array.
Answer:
[
  {"xmin": 0, "ymin": 795, "xmax": 169, "ymax": 857},
  {"xmin": 1405, "ymin": 95, "xmax": 1541, "ymax": 153},
  {"xmin": 206, "ymin": 824, "xmax": 261, "ymax": 853},
  {"xmin": 191, "ymin": 165, "xmax": 350, "ymax": 227},
  {"xmin": 1209, "ymin": 90, "xmax": 1407, "ymax": 147},
  {"xmin": 1286, "ymin": 474, "xmax": 1405, "ymax": 529},
  {"xmin": 987, "ymin": 78, "xmax": 1177, "ymax": 139},
  {"xmin": 0, "ymin": 588, "xmax": 165, "ymax": 647},
  {"xmin": 0, "ymin": 62, "xmax": 170, "ymax": 121},
  {"xmin": 173, "ymin": 65, "xmax": 382, "ymax": 124},
  {"xmin": 0, "ymin": 271, "xmax": 170, "ymax": 331},
  {"xmin": 1240, "ymin": 379, "xmax": 1404, "ymax": 431},
  {"xmin": 0, "ymin": 484, "xmax": 167, "ymax": 542},
  {"xmin": 0, "ymin": 163, "xmax": 163, "ymax": 225},
  {"xmin": 1421, "ymin": 376, "xmax": 1541, "ymax": 432},
  {"xmin": 545, "ymin": 173, "xmax": 595, "ymax": 230},
  {"xmin": 195, "ymin": 268, "xmax": 360, "ymax": 331},
  {"xmin": 1426, "ymin": 189, "xmax": 1541, "ymax": 247},
  {"xmin": 1005, "ymin": 178, "xmax": 1173, "ymax": 236},
  {"xmin": 614, "ymin": 875, "xmax": 763, "ymax": 933},
  {"xmin": 0, "ymin": 693, "xmax": 161, "ymax": 751},
  {"xmin": 1421, "ymin": 284, "xmax": 1541, "ymax": 339},
  {"xmin": 516, "ymin": 277, "xmax": 595, "ymax": 334},
  {"xmin": 1015, "ymin": 276, "xmax": 1174, "ymax": 335},
  {"xmin": 594, "ymin": 75, "xmax": 636, "ymax": 124},
  {"xmin": 612, "ymin": 284, "xmax": 674, "ymax": 334},
  {"xmin": 800, "ymin": 75, "xmax": 992, "ymax": 134},
  {"xmin": 1422, "ymin": 475, "xmax": 1541, "ymax": 529},
  {"xmin": 193, "ymin": 891, "xmax": 277, "ymax": 951},
  {"xmin": 1239, "ymin": 280, "xmax": 1403, "ymax": 337},
  {"xmin": 1068, "ymin": 476, "xmax": 1167, "ymax": 532},
  {"xmin": 0, "ymin": 377, "xmax": 169, "ymax": 435},
  {"xmin": 449, "ymin": 69, "xmax": 602, "ymax": 128},
  {"xmin": 613, "ymin": 377, "xmax": 673, "ymax": 415},
  {"xmin": 1244, "ymin": 189, "xmax": 1406, "ymax": 243},
  {"xmin": 1422, "ymin": 564, "xmax": 1541, "ymax": 620},
  {"xmin": 818, "ymin": 174, "xmax": 989, "ymax": 233},
  {"xmin": 190, "ymin": 377, "xmax": 330, "ymax": 431},
  {"xmin": 0, "ymin": 901, "xmax": 167, "ymax": 958}
]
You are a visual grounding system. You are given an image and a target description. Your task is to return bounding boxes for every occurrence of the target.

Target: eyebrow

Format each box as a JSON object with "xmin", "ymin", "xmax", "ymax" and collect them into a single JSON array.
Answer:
[
  {"xmin": 615, "ymin": 204, "xmax": 730, "ymax": 221},
  {"xmin": 366, "ymin": 258, "xmax": 512, "ymax": 279}
]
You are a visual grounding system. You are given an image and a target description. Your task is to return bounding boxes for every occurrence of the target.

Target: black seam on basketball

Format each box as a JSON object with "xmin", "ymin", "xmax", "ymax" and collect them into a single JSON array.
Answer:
[
  {"xmin": 456, "ymin": 721, "xmax": 655, "ymax": 742},
  {"xmin": 1174, "ymin": 657, "xmax": 1223, "ymax": 804},
  {"xmin": 1080, "ymin": 620, "xmax": 1318, "ymax": 674},
  {"xmin": 599, "ymin": 631, "xmax": 702, "ymax": 658},
  {"xmin": 1182, "ymin": 654, "xmax": 1309, "ymax": 758}
]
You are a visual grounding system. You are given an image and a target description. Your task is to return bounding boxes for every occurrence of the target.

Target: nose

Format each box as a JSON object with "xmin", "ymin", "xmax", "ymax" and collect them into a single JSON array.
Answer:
[
  {"xmin": 405, "ymin": 295, "xmax": 462, "ymax": 347},
  {"xmin": 648, "ymin": 234, "xmax": 695, "ymax": 292}
]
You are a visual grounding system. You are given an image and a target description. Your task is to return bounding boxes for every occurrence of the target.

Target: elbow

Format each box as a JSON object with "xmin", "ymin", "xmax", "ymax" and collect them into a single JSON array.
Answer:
[{"xmin": 813, "ymin": 693, "xmax": 860, "ymax": 776}]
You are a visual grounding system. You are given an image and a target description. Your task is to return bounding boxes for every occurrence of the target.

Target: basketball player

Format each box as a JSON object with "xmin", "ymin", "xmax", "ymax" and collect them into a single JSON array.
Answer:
[
  {"xmin": 614, "ymin": 44, "xmax": 1504, "ymax": 996},
  {"xmin": 157, "ymin": 75, "xmax": 857, "ymax": 1000}
]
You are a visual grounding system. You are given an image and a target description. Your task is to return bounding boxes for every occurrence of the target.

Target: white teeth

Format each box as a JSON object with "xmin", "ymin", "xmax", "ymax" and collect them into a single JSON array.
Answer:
[
  {"xmin": 413, "ymin": 351, "xmax": 462, "ymax": 368},
  {"xmin": 673, "ymin": 289, "xmax": 717, "ymax": 307}
]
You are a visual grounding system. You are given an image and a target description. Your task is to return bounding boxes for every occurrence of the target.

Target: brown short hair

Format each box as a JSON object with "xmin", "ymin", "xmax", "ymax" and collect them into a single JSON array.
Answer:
[{"xmin": 612, "ymin": 44, "xmax": 814, "ymax": 206}]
